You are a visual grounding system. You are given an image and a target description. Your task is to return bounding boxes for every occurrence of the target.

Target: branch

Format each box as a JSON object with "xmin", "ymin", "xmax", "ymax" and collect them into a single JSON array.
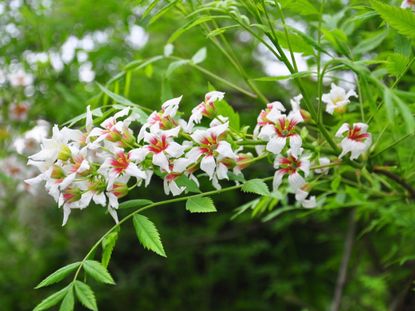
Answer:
[
  {"xmin": 330, "ymin": 209, "xmax": 357, "ymax": 311},
  {"xmin": 372, "ymin": 166, "xmax": 415, "ymax": 199}
]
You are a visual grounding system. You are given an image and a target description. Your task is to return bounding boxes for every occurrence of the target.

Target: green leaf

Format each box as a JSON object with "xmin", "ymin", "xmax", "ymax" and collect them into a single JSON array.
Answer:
[
  {"xmin": 166, "ymin": 60, "xmax": 189, "ymax": 77},
  {"xmin": 148, "ymin": 0, "xmax": 178, "ymax": 25},
  {"xmin": 83, "ymin": 260, "xmax": 115, "ymax": 285},
  {"xmin": 279, "ymin": 0, "xmax": 319, "ymax": 16},
  {"xmin": 242, "ymin": 179, "xmax": 270, "ymax": 196},
  {"xmin": 175, "ymin": 175, "xmax": 201, "ymax": 193},
  {"xmin": 370, "ymin": 0, "xmax": 415, "ymax": 40},
  {"xmin": 168, "ymin": 16, "xmax": 213, "ymax": 43},
  {"xmin": 262, "ymin": 206, "xmax": 302, "ymax": 222},
  {"xmin": 275, "ymin": 30, "xmax": 314, "ymax": 55},
  {"xmin": 186, "ymin": 197, "xmax": 217, "ymax": 213},
  {"xmin": 33, "ymin": 286, "xmax": 69, "ymax": 311},
  {"xmin": 74, "ymin": 281, "xmax": 98, "ymax": 311},
  {"xmin": 35, "ymin": 262, "xmax": 81, "ymax": 289},
  {"xmin": 97, "ymin": 83, "xmax": 136, "ymax": 107},
  {"xmin": 215, "ymin": 100, "xmax": 240, "ymax": 130},
  {"xmin": 142, "ymin": 0, "xmax": 160, "ymax": 20},
  {"xmin": 133, "ymin": 214, "xmax": 167, "ymax": 257},
  {"xmin": 59, "ymin": 288, "xmax": 75, "ymax": 311},
  {"xmin": 352, "ymin": 30, "xmax": 388, "ymax": 55},
  {"xmin": 191, "ymin": 47, "xmax": 207, "ymax": 64},
  {"xmin": 101, "ymin": 231, "xmax": 119, "ymax": 268},
  {"xmin": 119, "ymin": 199, "xmax": 154, "ymax": 209}
]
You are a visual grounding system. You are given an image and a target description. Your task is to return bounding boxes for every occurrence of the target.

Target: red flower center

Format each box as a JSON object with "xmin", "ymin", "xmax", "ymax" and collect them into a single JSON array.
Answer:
[
  {"xmin": 148, "ymin": 135, "xmax": 169, "ymax": 154},
  {"xmin": 275, "ymin": 117, "xmax": 297, "ymax": 137},
  {"xmin": 111, "ymin": 152, "xmax": 130, "ymax": 174},
  {"xmin": 348, "ymin": 126, "xmax": 368, "ymax": 142},
  {"xmin": 278, "ymin": 155, "xmax": 301, "ymax": 175}
]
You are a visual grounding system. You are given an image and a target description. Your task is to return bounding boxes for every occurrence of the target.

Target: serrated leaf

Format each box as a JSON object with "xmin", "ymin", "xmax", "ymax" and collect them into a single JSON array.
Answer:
[
  {"xmin": 280, "ymin": 0, "xmax": 319, "ymax": 16},
  {"xmin": 370, "ymin": 0, "xmax": 415, "ymax": 40},
  {"xmin": 33, "ymin": 286, "xmax": 69, "ymax": 311},
  {"xmin": 242, "ymin": 179, "xmax": 270, "ymax": 196},
  {"xmin": 133, "ymin": 215, "xmax": 166, "ymax": 257},
  {"xmin": 186, "ymin": 197, "xmax": 217, "ymax": 213},
  {"xmin": 36, "ymin": 262, "xmax": 81, "ymax": 289},
  {"xmin": 192, "ymin": 47, "xmax": 207, "ymax": 64},
  {"xmin": 119, "ymin": 199, "xmax": 154, "ymax": 209},
  {"xmin": 352, "ymin": 30, "xmax": 388, "ymax": 55},
  {"xmin": 175, "ymin": 175, "xmax": 201, "ymax": 193},
  {"xmin": 102, "ymin": 231, "xmax": 119, "ymax": 268},
  {"xmin": 74, "ymin": 281, "xmax": 98, "ymax": 311},
  {"xmin": 59, "ymin": 288, "xmax": 74, "ymax": 311},
  {"xmin": 83, "ymin": 260, "xmax": 115, "ymax": 285},
  {"xmin": 215, "ymin": 100, "xmax": 240, "ymax": 130}
]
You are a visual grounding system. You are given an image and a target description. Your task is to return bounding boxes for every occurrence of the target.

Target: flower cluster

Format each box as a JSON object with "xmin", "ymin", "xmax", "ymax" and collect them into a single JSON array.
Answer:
[{"xmin": 26, "ymin": 88, "xmax": 372, "ymax": 224}]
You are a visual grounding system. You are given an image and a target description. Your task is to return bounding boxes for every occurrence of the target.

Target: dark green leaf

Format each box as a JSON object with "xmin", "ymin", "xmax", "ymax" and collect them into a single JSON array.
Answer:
[{"xmin": 175, "ymin": 175, "xmax": 201, "ymax": 193}]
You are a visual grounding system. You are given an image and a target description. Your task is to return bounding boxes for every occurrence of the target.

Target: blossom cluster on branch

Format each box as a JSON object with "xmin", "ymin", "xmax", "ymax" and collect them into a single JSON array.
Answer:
[{"xmin": 25, "ymin": 86, "xmax": 372, "ymax": 225}]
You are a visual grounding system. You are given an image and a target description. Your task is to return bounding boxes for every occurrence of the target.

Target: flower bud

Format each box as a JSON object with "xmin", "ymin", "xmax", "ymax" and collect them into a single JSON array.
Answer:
[
  {"xmin": 51, "ymin": 165, "xmax": 66, "ymax": 179},
  {"xmin": 111, "ymin": 182, "xmax": 129, "ymax": 198},
  {"xmin": 62, "ymin": 187, "xmax": 82, "ymax": 203},
  {"xmin": 58, "ymin": 145, "xmax": 72, "ymax": 161},
  {"xmin": 236, "ymin": 153, "xmax": 254, "ymax": 170},
  {"xmin": 300, "ymin": 109, "xmax": 312, "ymax": 122}
]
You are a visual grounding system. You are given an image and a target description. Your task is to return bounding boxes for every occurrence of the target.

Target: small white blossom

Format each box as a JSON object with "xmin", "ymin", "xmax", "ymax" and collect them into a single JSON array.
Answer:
[
  {"xmin": 336, "ymin": 123, "xmax": 371, "ymax": 160},
  {"xmin": 322, "ymin": 83, "xmax": 357, "ymax": 115}
]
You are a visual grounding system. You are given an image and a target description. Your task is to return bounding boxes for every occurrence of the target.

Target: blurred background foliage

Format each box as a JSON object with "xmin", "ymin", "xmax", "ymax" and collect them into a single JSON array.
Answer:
[{"xmin": 1, "ymin": 0, "xmax": 415, "ymax": 310}]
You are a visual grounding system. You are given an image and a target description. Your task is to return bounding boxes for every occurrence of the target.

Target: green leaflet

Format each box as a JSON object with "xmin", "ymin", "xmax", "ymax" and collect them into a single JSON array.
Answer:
[
  {"xmin": 370, "ymin": 0, "xmax": 415, "ymax": 40},
  {"xmin": 74, "ymin": 281, "xmax": 98, "ymax": 311},
  {"xmin": 186, "ymin": 197, "xmax": 217, "ymax": 213},
  {"xmin": 33, "ymin": 286, "xmax": 69, "ymax": 311},
  {"xmin": 59, "ymin": 288, "xmax": 75, "ymax": 311},
  {"xmin": 241, "ymin": 179, "xmax": 270, "ymax": 196},
  {"xmin": 83, "ymin": 260, "xmax": 115, "ymax": 285},
  {"xmin": 35, "ymin": 262, "xmax": 81, "ymax": 289},
  {"xmin": 119, "ymin": 199, "xmax": 154, "ymax": 209},
  {"xmin": 215, "ymin": 100, "xmax": 240, "ymax": 130},
  {"xmin": 133, "ymin": 214, "xmax": 167, "ymax": 257},
  {"xmin": 101, "ymin": 231, "xmax": 119, "ymax": 268}
]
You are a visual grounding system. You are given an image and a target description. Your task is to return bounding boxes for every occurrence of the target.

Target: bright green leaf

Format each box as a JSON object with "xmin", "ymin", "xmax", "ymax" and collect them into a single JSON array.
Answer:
[
  {"xmin": 83, "ymin": 260, "xmax": 115, "ymax": 285},
  {"xmin": 186, "ymin": 197, "xmax": 217, "ymax": 213},
  {"xmin": 133, "ymin": 214, "xmax": 167, "ymax": 257},
  {"xmin": 74, "ymin": 281, "xmax": 98, "ymax": 311},
  {"xmin": 119, "ymin": 199, "xmax": 154, "ymax": 209},
  {"xmin": 59, "ymin": 288, "xmax": 75, "ymax": 311},
  {"xmin": 33, "ymin": 286, "xmax": 69, "ymax": 311},
  {"xmin": 215, "ymin": 100, "xmax": 240, "ymax": 130},
  {"xmin": 35, "ymin": 262, "xmax": 81, "ymax": 289},
  {"xmin": 242, "ymin": 179, "xmax": 270, "ymax": 196},
  {"xmin": 102, "ymin": 231, "xmax": 119, "ymax": 268}
]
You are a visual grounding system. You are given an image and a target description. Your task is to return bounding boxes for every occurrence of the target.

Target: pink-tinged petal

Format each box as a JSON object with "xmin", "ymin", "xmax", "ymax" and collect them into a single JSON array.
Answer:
[
  {"xmin": 299, "ymin": 157, "xmax": 311, "ymax": 177},
  {"xmin": 126, "ymin": 163, "xmax": 147, "ymax": 179},
  {"xmin": 212, "ymin": 176, "xmax": 221, "ymax": 190},
  {"xmin": 354, "ymin": 122, "xmax": 368, "ymax": 133},
  {"xmin": 217, "ymin": 141, "xmax": 235, "ymax": 159},
  {"xmin": 173, "ymin": 158, "xmax": 190, "ymax": 173},
  {"xmin": 273, "ymin": 155, "xmax": 284, "ymax": 169},
  {"xmin": 108, "ymin": 207, "xmax": 119, "ymax": 223},
  {"xmin": 60, "ymin": 173, "xmax": 76, "ymax": 190},
  {"xmin": 93, "ymin": 192, "xmax": 107, "ymax": 207},
  {"xmin": 200, "ymin": 155, "xmax": 216, "ymax": 178},
  {"xmin": 272, "ymin": 171, "xmax": 284, "ymax": 192},
  {"xmin": 165, "ymin": 141, "xmax": 184, "ymax": 158},
  {"xmin": 210, "ymin": 122, "xmax": 228, "ymax": 137},
  {"xmin": 186, "ymin": 147, "xmax": 203, "ymax": 163},
  {"xmin": 289, "ymin": 135, "xmax": 302, "ymax": 156},
  {"xmin": 88, "ymin": 127, "xmax": 104, "ymax": 138},
  {"xmin": 267, "ymin": 102, "xmax": 285, "ymax": 123},
  {"xmin": 258, "ymin": 124, "xmax": 275, "ymax": 140},
  {"xmin": 169, "ymin": 181, "xmax": 185, "ymax": 196},
  {"xmin": 62, "ymin": 205, "xmax": 71, "ymax": 226},
  {"xmin": 129, "ymin": 148, "xmax": 149, "ymax": 162},
  {"xmin": 205, "ymin": 91, "xmax": 225, "ymax": 102},
  {"xmin": 266, "ymin": 137, "xmax": 286, "ymax": 154},
  {"xmin": 86, "ymin": 106, "xmax": 93, "ymax": 132},
  {"xmin": 114, "ymin": 107, "xmax": 130, "ymax": 119},
  {"xmin": 335, "ymin": 123, "xmax": 350, "ymax": 137},
  {"xmin": 288, "ymin": 172, "xmax": 305, "ymax": 191},
  {"xmin": 107, "ymin": 192, "xmax": 119, "ymax": 209},
  {"xmin": 216, "ymin": 162, "xmax": 228, "ymax": 180},
  {"xmin": 162, "ymin": 96, "xmax": 182, "ymax": 117},
  {"xmin": 288, "ymin": 110, "xmax": 303, "ymax": 124},
  {"xmin": 153, "ymin": 152, "xmax": 170, "ymax": 172},
  {"xmin": 190, "ymin": 129, "xmax": 206, "ymax": 144}
]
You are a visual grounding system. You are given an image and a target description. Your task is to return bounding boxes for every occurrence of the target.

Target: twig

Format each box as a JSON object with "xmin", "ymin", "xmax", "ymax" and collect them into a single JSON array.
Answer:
[
  {"xmin": 372, "ymin": 166, "xmax": 415, "ymax": 199},
  {"xmin": 330, "ymin": 209, "xmax": 357, "ymax": 311}
]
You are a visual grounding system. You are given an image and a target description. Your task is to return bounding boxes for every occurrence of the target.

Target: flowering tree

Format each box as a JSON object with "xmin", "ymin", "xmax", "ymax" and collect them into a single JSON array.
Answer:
[{"xmin": 9, "ymin": 0, "xmax": 415, "ymax": 310}]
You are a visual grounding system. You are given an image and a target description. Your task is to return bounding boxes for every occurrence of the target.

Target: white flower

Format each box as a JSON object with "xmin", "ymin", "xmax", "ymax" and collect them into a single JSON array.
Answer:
[
  {"xmin": 273, "ymin": 149, "xmax": 310, "ymax": 192},
  {"xmin": 258, "ymin": 109, "xmax": 303, "ymax": 156},
  {"xmin": 161, "ymin": 96, "xmax": 182, "ymax": 118},
  {"xmin": 290, "ymin": 94, "xmax": 303, "ymax": 112},
  {"xmin": 322, "ymin": 83, "xmax": 357, "ymax": 115},
  {"xmin": 186, "ymin": 91, "xmax": 225, "ymax": 132},
  {"xmin": 1, "ymin": 155, "xmax": 26, "ymax": 179},
  {"xmin": 163, "ymin": 158, "xmax": 191, "ymax": 196},
  {"xmin": 314, "ymin": 157, "xmax": 330, "ymax": 174},
  {"xmin": 401, "ymin": 0, "xmax": 415, "ymax": 9},
  {"xmin": 9, "ymin": 102, "xmax": 30, "ymax": 121},
  {"xmin": 335, "ymin": 123, "xmax": 371, "ymax": 160},
  {"xmin": 8, "ymin": 69, "xmax": 34, "ymax": 87},
  {"xmin": 131, "ymin": 126, "xmax": 184, "ymax": 172},
  {"xmin": 14, "ymin": 120, "xmax": 50, "ymax": 155},
  {"xmin": 295, "ymin": 188, "xmax": 316, "ymax": 208}
]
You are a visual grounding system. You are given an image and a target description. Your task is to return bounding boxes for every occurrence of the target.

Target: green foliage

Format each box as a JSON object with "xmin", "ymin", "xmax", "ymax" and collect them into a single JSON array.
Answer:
[
  {"xmin": 59, "ymin": 288, "xmax": 75, "ymax": 311},
  {"xmin": 241, "ymin": 179, "xmax": 270, "ymax": 197},
  {"xmin": 119, "ymin": 199, "xmax": 154, "ymax": 209},
  {"xmin": 215, "ymin": 100, "xmax": 240, "ymax": 130},
  {"xmin": 186, "ymin": 197, "xmax": 217, "ymax": 213},
  {"xmin": 33, "ymin": 286, "xmax": 69, "ymax": 311},
  {"xmin": 101, "ymin": 231, "xmax": 119, "ymax": 268},
  {"xmin": 35, "ymin": 263, "xmax": 81, "ymax": 289},
  {"xmin": 83, "ymin": 260, "xmax": 115, "ymax": 285},
  {"xmin": 370, "ymin": 0, "xmax": 415, "ymax": 40},
  {"xmin": 133, "ymin": 214, "xmax": 167, "ymax": 257},
  {"xmin": 74, "ymin": 281, "xmax": 98, "ymax": 311}
]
